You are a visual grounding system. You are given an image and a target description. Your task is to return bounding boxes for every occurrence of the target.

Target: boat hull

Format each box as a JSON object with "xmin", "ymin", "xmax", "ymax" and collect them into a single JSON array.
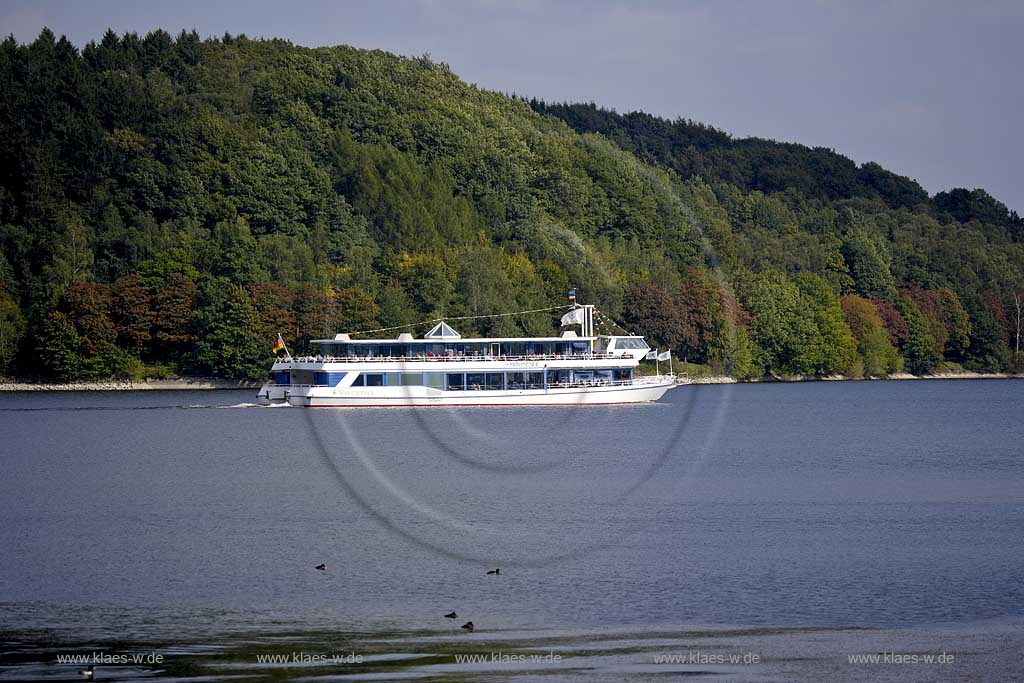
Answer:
[{"xmin": 257, "ymin": 379, "xmax": 675, "ymax": 407}]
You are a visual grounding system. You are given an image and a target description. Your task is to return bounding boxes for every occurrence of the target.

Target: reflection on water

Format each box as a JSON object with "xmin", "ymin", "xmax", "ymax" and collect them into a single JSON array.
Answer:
[{"xmin": 3, "ymin": 619, "xmax": 1023, "ymax": 682}]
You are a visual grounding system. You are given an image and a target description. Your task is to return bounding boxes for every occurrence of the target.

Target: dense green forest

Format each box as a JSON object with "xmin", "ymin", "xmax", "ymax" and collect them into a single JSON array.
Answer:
[{"xmin": 0, "ymin": 29, "xmax": 1021, "ymax": 381}]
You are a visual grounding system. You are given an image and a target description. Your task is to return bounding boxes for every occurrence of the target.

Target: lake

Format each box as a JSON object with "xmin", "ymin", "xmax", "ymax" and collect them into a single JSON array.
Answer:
[{"xmin": 1, "ymin": 379, "xmax": 1022, "ymax": 681}]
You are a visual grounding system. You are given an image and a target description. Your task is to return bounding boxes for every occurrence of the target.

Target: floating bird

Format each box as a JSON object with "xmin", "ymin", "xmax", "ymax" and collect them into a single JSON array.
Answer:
[
  {"xmin": 461, "ymin": 621, "xmax": 475, "ymax": 632},
  {"xmin": 315, "ymin": 563, "xmax": 327, "ymax": 571},
  {"xmin": 487, "ymin": 568, "xmax": 500, "ymax": 575},
  {"xmin": 80, "ymin": 665, "xmax": 94, "ymax": 678},
  {"xmin": 444, "ymin": 611, "xmax": 458, "ymax": 619}
]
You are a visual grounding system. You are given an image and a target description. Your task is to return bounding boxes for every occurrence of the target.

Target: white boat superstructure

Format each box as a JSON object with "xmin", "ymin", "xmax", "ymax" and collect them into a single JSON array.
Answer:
[{"xmin": 257, "ymin": 304, "xmax": 676, "ymax": 407}]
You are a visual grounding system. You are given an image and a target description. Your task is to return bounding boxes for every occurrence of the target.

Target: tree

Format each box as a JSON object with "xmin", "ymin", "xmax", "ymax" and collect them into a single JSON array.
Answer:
[
  {"xmin": 112, "ymin": 273, "xmax": 151, "ymax": 355},
  {"xmin": 905, "ymin": 285, "xmax": 948, "ymax": 362},
  {"xmin": 250, "ymin": 283, "xmax": 297, "ymax": 345},
  {"xmin": 936, "ymin": 287, "xmax": 970, "ymax": 360},
  {"xmin": 37, "ymin": 311, "xmax": 82, "ymax": 380},
  {"xmin": 841, "ymin": 295, "xmax": 901, "ymax": 376},
  {"xmin": 962, "ymin": 295, "xmax": 1011, "ymax": 372},
  {"xmin": 59, "ymin": 282, "xmax": 115, "ymax": 355},
  {"xmin": 292, "ymin": 286, "xmax": 337, "ymax": 348},
  {"xmin": 375, "ymin": 282, "xmax": 417, "ymax": 331},
  {"xmin": 840, "ymin": 222, "xmax": 897, "ymax": 301},
  {"xmin": 151, "ymin": 274, "xmax": 196, "ymax": 361},
  {"xmin": 0, "ymin": 291, "xmax": 26, "ymax": 375},
  {"xmin": 742, "ymin": 270, "xmax": 814, "ymax": 375},
  {"xmin": 1013, "ymin": 292, "xmax": 1022, "ymax": 357},
  {"xmin": 396, "ymin": 252, "xmax": 453, "ymax": 317},
  {"xmin": 673, "ymin": 272, "xmax": 720, "ymax": 363},
  {"xmin": 896, "ymin": 295, "xmax": 940, "ymax": 374},
  {"xmin": 188, "ymin": 279, "xmax": 265, "ymax": 379},
  {"xmin": 712, "ymin": 326, "xmax": 760, "ymax": 379},
  {"xmin": 793, "ymin": 273, "xmax": 857, "ymax": 375},
  {"xmin": 621, "ymin": 283, "xmax": 685, "ymax": 352},
  {"xmin": 335, "ymin": 286, "xmax": 379, "ymax": 332},
  {"xmin": 875, "ymin": 300, "xmax": 909, "ymax": 349}
]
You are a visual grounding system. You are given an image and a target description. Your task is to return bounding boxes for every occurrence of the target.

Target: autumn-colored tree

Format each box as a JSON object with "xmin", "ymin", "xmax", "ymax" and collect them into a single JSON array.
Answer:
[
  {"xmin": 875, "ymin": 300, "xmax": 909, "ymax": 349},
  {"xmin": 59, "ymin": 282, "xmax": 115, "ymax": 355},
  {"xmin": 621, "ymin": 283, "xmax": 685, "ymax": 352},
  {"xmin": 673, "ymin": 272, "xmax": 720, "ymax": 363},
  {"xmin": 896, "ymin": 294, "xmax": 940, "ymax": 374},
  {"xmin": 293, "ymin": 286, "xmax": 337, "ymax": 349},
  {"xmin": 112, "ymin": 273, "xmax": 151, "ymax": 354},
  {"xmin": 151, "ymin": 274, "xmax": 197, "ymax": 361},
  {"xmin": 904, "ymin": 285, "xmax": 948, "ymax": 360},
  {"xmin": 250, "ymin": 283, "xmax": 297, "ymax": 346},
  {"xmin": 841, "ymin": 295, "xmax": 902, "ymax": 376}
]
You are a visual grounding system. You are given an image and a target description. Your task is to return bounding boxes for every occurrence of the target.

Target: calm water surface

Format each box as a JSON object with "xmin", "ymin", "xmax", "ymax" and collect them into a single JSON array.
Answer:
[{"xmin": 1, "ymin": 380, "xmax": 1022, "ymax": 680}]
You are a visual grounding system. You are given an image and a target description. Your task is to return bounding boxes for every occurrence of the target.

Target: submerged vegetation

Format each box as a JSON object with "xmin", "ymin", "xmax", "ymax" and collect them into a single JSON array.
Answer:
[{"xmin": 0, "ymin": 29, "xmax": 1021, "ymax": 380}]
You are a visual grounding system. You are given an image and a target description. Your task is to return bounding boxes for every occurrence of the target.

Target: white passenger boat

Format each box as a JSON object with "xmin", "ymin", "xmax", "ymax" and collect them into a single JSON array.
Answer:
[{"xmin": 257, "ymin": 304, "xmax": 675, "ymax": 407}]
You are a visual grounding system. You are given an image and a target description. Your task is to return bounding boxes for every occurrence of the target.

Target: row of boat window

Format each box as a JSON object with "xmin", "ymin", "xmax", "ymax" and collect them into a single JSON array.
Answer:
[
  {"xmin": 310, "ymin": 369, "xmax": 634, "ymax": 389},
  {"xmin": 318, "ymin": 342, "xmax": 592, "ymax": 357}
]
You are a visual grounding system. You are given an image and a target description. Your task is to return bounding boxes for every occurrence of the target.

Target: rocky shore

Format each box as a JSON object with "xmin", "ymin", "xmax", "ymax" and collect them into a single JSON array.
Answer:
[
  {"xmin": 0, "ymin": 378, "xmax": 262, "ymax": 391},
  {"xmin": 679, "ymin": 370, "xmax": 1020, "ymax": 384}
]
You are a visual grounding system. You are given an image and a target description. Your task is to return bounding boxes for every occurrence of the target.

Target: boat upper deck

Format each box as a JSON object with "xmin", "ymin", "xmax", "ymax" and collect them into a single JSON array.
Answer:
[{"xmin": 296, "ymin": 320, "xmax": 650, "ymax": 365}]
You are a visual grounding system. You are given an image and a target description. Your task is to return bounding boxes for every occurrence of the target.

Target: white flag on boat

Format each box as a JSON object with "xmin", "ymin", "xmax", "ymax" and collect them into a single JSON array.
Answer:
[
  {"xmin": 645, "ymin": 350, "xmax": 657, "ymax": 360},
  {"xmin": 657, "ymin": 350, "xmax": 671, "ymax": 361},
  {"xmin": 560, "ymin": 308, "xmax": 586, "ymax": 326}
]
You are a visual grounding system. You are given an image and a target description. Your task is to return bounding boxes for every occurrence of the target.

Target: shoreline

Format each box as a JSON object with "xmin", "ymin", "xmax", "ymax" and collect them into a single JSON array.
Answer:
[
  {"xmin": 0, "ymin": 371, "xmax": 1018, "ymax": 391},
  {"xmin": 680, "ymin": 370, "xmax": 1021, "ymax": 385},
  {"xmin": 0, "ymin": 378, "xmax": 263, "ymax": 391}
]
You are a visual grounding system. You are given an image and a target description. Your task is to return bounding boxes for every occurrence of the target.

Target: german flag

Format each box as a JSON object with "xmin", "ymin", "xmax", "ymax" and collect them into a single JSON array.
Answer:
[{"xmin": 273, "ymin": 333, "xmax": 286, "ymax": 353}]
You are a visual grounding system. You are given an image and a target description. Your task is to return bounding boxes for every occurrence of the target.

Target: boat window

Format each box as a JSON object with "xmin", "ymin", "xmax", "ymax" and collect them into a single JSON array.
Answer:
[
  {"xmin": 525, "ymin": 372, "xmax": 544, "ymax": 389},
  {"xmin": 547, "ymin": 369, "xmax": 569, "ymax": 385},
  {"xmin": 399, "ymin": 373, "xmax": 422, "ymax": 386},
  {"xmin": 365, "ymin": 374, "xmax": 384, "ymax": 387},
  {"xmin": 273, "ymin": 371, "xmax": 290, "ymax": 386},
  {"xmin": 314, "ymin": 372, "xmax": 345, "ymax": 386},
  {"xmin": 446, "ymin": 373, "xmax": 465, "ymax": 390},
  {"xmin": 424, "ymin": 373, "xmax": 445, "ymax": 388},
  {"xmin": 615, "ymin": 337, "xmax": 649, "ymax": 349},
  {"xmin": 350, "ymin": 373, "xmax": 365, "ymax": 387},
  {"xmin": 466, "ymin": 373, "xmax": 485, "ymax": 390},
  {"xmin": 485, "ymin": 373, "xmax": 504, "ymax": 390}
]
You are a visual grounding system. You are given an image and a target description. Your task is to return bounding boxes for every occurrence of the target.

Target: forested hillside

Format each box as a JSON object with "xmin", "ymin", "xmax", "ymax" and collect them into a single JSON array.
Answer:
[{"xmin": 0, "ymin": 29, "xmax": 1021, "ymax": 381}]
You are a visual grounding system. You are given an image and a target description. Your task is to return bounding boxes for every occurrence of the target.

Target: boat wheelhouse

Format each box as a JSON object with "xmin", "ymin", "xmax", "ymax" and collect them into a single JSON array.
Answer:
[{"xmin": 257, "ymin": 305, "xmax": 675, "ymax": 407}]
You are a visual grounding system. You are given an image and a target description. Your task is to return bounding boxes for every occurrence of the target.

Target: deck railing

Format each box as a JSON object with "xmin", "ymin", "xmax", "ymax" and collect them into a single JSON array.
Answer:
[{"xmin": 275, "ymin": 352, "xmax": 624, "ymax": 364}]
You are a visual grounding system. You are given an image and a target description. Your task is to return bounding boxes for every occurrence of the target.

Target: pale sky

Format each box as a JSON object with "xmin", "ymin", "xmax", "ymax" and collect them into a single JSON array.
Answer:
[{"xmin": 4, "ymin": 0, "xmax": 1022, "ymax": 212}]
